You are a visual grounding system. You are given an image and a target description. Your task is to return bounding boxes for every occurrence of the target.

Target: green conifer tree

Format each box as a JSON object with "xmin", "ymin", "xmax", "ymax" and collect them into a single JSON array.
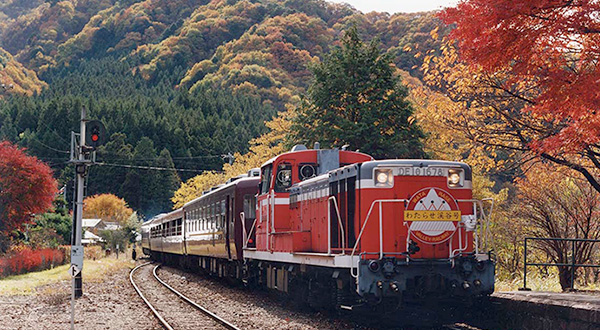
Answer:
[{"xmin": 292, "ymin": 26, "xmax": 426, "ymax": 159}]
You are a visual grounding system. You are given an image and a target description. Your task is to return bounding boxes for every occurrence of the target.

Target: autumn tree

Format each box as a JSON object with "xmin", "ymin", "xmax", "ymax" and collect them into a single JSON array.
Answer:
[
  {"xmin": 0, "ymin": 141, "xmax": 57, "ymax": 253},
  {"xmin": 514, "ymin": 163, "xmax": 600, "ymax": 290},
  {"xmin": 440, "ymin": 0, "xmax": 600, "ymax": 193},
  {"xmin": 292, "ymin": 26, "xmax": 426, "ymax": 159},
  {"xmin": 404, "ymin": 73, "xmax": 524, "ymax": 277},
  {"xmin": 82, "ymin": 193, "xmax": 133, "ymax": 225}
]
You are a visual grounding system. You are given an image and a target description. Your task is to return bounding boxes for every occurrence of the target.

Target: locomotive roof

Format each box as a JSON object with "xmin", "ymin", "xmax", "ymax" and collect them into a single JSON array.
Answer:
[
  {"xmin": 260, "ymin": 148, "xmax": 372, "ymax": 167},
  {"xmin": 359, "ymin": 159, "xmax": 472, "ymax": 181}
]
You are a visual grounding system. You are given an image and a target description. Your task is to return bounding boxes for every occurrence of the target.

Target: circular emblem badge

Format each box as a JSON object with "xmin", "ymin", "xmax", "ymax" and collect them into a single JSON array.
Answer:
[{"xmin": 405, "ymin": 187, "xmax": 459, "ymax": 244}]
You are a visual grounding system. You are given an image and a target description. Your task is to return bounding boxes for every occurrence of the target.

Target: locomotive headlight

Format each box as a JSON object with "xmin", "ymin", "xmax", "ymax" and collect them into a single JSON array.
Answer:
[
  {"xmin": 375, "ymin": 169, "xmax": 393, "ymax": 187},
  {"xmin": 447, "ymin": 169, "xmax": 463, "ymax": 188},
  {"xmin": 368, "ymin": 260, "xmax": 380, "ymax": 272}
]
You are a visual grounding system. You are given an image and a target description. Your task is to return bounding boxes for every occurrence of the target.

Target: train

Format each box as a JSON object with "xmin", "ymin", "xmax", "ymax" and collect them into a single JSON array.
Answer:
[{"xmin": 141, "ymin": 145, "xmax": 495, "ymax": 313}]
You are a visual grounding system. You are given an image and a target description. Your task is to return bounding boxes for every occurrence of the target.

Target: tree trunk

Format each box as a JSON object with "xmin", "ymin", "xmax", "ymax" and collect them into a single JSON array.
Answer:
[{"xmin": 558, "ymin": 265, "xmax": 574, "ymax": 291}]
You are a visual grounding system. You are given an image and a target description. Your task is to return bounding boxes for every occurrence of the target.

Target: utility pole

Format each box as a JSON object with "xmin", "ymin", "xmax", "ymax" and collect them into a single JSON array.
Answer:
[{"xmin": 224, "ymin": 152, "xmax": 234, "ymax": 165}]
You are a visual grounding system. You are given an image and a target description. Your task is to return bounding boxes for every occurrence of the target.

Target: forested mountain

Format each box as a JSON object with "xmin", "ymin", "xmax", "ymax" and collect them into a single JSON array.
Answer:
[{"xmin": 0, "ymin": 0, "xmax": 448, "ymax": 217}]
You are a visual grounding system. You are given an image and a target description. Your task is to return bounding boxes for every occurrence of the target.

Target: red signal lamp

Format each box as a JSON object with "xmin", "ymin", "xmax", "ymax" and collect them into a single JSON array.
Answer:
[{"xmin": 85, "ymin": 120, "xmax": 106, "ymax": 150}]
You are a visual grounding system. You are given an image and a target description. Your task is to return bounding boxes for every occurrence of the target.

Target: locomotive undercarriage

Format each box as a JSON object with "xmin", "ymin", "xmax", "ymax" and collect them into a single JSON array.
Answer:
[
  {"xmin": 356, "ymin": 254, "xmax": 495, "ymax": 305},
  {"xmin": 149, "ymin": 250, "xmax": 493, "ymax": 317}
]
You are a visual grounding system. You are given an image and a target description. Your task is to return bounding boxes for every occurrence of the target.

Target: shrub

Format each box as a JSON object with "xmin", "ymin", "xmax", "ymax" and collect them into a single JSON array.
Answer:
[
  {"xmin": 0, "ymin": 246, "xmax": 67, "ymax": 278},
  {"xmin": 84, "ymin": 245, "xmax": 103, "ymax": 260}
]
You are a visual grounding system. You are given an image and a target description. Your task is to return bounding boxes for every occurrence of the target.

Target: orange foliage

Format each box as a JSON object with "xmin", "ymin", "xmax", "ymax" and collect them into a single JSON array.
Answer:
[
  {"xmin": 442, "ymin": 0, "xmax": 600, "ymax": 153},
  {"xmin": 83, "ymin": 193, "xmax": 133, "ymax": 225}
]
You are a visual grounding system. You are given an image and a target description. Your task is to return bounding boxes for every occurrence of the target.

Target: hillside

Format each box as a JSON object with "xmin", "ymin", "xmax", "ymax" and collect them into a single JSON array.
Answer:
[{"xmin": 0, "ymin": 0, "xmax": 448, "ymax": 217}]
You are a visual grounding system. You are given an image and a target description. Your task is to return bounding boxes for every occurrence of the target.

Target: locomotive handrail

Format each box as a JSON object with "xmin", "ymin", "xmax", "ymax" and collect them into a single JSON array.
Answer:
[
  {"xmin": 327, "ymin": 196, "xmax": 346, "ymax": 255},
  {"xmin": 350, "ymin": 199, "xmax": 408, "ymax": 278},
  {"xmin": 241, "ymin": 212, "xmax": 258, "ymax": 249},
  {"xmin": 456, "ymin": 198, "xmax": 494, "ymax": 254},
  {"xmin": 350, "ymin": 198, "xmax": 493, "ymax": 279},
  {"xmin": 449, "ymin": 224, "xmax": 468, "ymax": 259},
  {"xmin": 241, "ymin": 212, "xmax": 246, "ymax": 247}
]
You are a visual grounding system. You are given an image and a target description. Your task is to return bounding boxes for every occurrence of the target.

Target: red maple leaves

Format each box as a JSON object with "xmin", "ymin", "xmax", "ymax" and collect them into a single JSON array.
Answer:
[
  {"xmin": 0, "ymin": 141, "xmax": 57, "ymax": 235},
  {"xmin": 441, "ymin": 0, "xmax": 600, "ymax": 152}
]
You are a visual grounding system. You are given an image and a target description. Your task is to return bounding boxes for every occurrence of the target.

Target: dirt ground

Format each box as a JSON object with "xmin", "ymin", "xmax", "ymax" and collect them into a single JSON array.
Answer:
[
  {"xmin": 0, "ymin": 264, "xmax": 159, "ymax": 330},
  {"xmin": 0, "ymin": 260, "xmax": 355, "ymax": 330}
]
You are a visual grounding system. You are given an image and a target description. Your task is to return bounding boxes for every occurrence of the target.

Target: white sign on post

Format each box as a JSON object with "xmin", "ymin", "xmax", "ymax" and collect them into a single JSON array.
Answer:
[
  {"xmin": 69, "ymin": 264, "xmax": 81, "ymax": 277},
  {"xmin": 71, "ymin": 245, "xmax": 84, "ymax": 270}
]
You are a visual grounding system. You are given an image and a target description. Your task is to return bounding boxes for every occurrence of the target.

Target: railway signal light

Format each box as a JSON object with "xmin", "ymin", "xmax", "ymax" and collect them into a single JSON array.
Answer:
[{"xmin": 85, "ymin": 120, "xmax": 106, "ymax": 150}]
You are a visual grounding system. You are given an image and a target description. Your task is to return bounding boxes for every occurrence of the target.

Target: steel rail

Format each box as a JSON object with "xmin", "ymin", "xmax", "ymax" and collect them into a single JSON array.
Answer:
[
  {"xmin": 153, "ymin": 265, "xmax": 242, "ymax": 330},
  {"xmin": 130, "ymin": 262, "xmax": 174, "ymax": 330},
  {"xmin": 443, "ymin": 324, "xmax": 479, "ymax": 330}
]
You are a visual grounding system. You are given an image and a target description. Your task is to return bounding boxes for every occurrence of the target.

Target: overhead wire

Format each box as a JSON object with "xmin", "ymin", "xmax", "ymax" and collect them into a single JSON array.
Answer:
[
  {"xmin": 29, "ymin": 137, "xmax": 70, "ymax": 154},
  {"xmin": 95, "ymin": 162, "xmax": 222, "ymax": 173},
  {"xmin": 37, "ymin": 120, "xmax": 71, "ymax": 145}
]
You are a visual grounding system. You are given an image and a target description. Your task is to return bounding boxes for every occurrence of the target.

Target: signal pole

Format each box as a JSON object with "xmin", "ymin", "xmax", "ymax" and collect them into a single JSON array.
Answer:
[
  {"xmin": 69, "ymin": 107, "xmax": 106, "ymax": 330},
  {"xmin": 73, "ymin": 106, "xmax": 86, "ymax": 297}
]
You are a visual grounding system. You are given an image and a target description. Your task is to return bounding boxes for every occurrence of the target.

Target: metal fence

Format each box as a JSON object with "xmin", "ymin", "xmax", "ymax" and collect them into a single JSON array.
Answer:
[{"xmin": 521, "ymin": 237, "xmax": 600, "ymax": 291}]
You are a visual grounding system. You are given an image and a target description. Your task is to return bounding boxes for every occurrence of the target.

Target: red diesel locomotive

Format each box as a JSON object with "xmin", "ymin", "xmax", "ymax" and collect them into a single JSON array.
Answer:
[{"xmin": 141, "ymin": 145, "xmax": 494, "ymax": 312}]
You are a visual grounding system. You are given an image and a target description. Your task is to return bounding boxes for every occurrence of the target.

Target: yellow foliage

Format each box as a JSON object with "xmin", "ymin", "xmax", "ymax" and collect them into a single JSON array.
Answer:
[
  {"xmin": 82, "ymin": 193, "xmax": 133, "ymax": 224},
  {"xmin": 0, "ymin": 48, "xmax": 46, "ymax": 96},
  {"xmin": 171, "ymin": 171, "xmax": 227, "ymax": 209}
]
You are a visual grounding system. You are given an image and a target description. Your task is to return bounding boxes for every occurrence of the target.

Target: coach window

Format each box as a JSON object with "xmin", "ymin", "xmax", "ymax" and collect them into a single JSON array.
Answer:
[
  {"xmin": 214, "ymin": 202, "xmax": 218, "ymax": 229},
  {"xmin": 203, "ymin": 205, "xmax": 208, "ymax": 230},
  {"xmin": 215, "ymin": 201, "xmax": 220, "ymax": 229},
  {"xmin": 275, "ymin": 163, "xmax": 293, "ymax": 192},
  {"xmin": 221, "ymin": 200, "xmax": 226, "ymax": 228},
  {"xmin": 208, "ymin": 203, "xmax": 212, "ymax": 229},
  {"xmin": 212, "ymin": 202, "xmax": 216, "ymax": 229},
  {"xmin": 260, "ymin": 165, "xmax": 272, "ymax": 194},
  {"xmin": 243, "ymin": 195, "xmax": 256, "ymax": 219}
]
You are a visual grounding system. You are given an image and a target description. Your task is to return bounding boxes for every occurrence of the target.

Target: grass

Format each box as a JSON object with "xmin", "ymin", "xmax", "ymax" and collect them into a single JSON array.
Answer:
[
  {"xmin": 496, "ymin": 273, "xmax": 563, "ymax": 292},
  {"xmin": 495, "ymin": 268, "xmax": 600, "ymax": 292},
  {"xmin": 0, "ymin": 256, "xmax": 136, "ymax": 296}
]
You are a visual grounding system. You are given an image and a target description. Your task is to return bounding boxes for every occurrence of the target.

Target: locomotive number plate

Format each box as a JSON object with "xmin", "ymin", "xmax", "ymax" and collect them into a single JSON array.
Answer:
[
  {"xmin": 396, "ymin": 167, "xmax": 445, "ymax": 176},
  {"xmin": 404, "ymin": 210, "xmax": 461, "ymax": 222}
]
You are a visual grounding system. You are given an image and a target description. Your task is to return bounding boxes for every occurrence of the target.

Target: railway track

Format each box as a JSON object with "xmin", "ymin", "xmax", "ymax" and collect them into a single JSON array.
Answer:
[
  {"xmin": 442, "ymin": 324, "xmax": 483, "ymax": 330},
  {"xmin": 130, "ymin": 262, "xmax": 241, "ymax": 330}
]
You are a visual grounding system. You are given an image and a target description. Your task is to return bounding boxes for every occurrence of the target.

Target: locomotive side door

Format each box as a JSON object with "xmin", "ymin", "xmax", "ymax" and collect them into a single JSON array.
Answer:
[
  {"xmin": 257, "ymin": 164, "xmax": 273, "ymax": 250},
  {"xmin": 257, "ymin": 160, "xmax": 294, "ymax": 251}
]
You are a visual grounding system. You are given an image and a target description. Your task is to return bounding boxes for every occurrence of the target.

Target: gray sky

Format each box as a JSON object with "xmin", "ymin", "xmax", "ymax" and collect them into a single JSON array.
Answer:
[{"xmin": 327, "ymin": 0, "xmax": 459, "ymax": 13}]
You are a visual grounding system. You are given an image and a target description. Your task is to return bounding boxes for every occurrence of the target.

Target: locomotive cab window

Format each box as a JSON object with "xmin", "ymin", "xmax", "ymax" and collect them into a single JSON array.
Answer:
[
  {"xmin": 260, "ymin": 165, "xmax": 272, "ymax": 194},
  {"xmin": 275, "ymin": 163, "xmax": 293, "ymax": 192},
  {"xmin": 299, "ymin": 163, "xmax": 318, "ymax": 181}
]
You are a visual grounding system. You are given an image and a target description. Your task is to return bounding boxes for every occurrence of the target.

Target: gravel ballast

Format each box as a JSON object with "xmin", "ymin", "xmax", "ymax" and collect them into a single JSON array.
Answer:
[{"xmin": 0, "ymin": 260, "xmax": 357, "ymax": 330}]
